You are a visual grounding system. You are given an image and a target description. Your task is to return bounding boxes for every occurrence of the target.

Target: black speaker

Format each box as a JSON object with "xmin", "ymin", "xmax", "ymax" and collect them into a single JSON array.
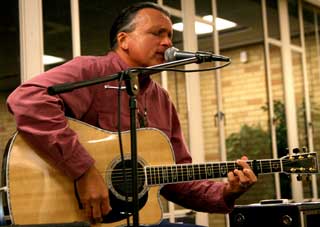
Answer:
[{"xmin": 229, "ymin": 202, "xmax": 320, "ymax": 227}]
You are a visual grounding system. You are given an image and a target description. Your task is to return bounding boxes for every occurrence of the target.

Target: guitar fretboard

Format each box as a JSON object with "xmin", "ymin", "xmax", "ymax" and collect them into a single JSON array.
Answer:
[{"xmin": 145, "ymin": 159, "xmax": 282, "ymax": 185}]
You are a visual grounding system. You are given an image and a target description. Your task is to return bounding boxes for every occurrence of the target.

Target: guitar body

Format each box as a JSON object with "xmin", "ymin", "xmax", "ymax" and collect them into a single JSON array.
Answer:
[
  {"xmin": 3, "ymin": 119, "xmax": 175, "ymax": 227},
  {"xmin": 2, "ymin": 119, "xmax": 318, "ymax": 227}
]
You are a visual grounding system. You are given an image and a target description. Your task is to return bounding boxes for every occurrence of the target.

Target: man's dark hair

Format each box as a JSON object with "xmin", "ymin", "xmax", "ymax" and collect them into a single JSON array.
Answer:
[{"xmin": 109, "ymin": 2, "xmax": 170, "ymax": 50}]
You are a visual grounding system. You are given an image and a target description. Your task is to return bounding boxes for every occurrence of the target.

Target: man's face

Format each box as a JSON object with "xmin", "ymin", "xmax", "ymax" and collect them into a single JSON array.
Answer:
[{"xmin": 119, "ymin": 8, "xmax": 173, "ymax": 67}]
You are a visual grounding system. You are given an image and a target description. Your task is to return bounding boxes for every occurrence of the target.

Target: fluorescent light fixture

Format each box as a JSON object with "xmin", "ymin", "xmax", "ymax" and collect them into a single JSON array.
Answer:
[
  {"xmin": 43, "ymin": 55, "xmax": 65, "ymax": 65},
  {"xmin": 172, "ymin": 15, "xmax": 237, "ymax": 35}
]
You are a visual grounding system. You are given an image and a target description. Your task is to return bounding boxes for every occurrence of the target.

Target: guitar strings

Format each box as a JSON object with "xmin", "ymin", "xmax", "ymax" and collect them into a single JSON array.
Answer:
[
  {"xmin": 105, "ymin": 159, "xmax": 313, "ymax": 175},
  {"xmin": 100, "ymin": 159, "xmax": 314, "ymax": 185}
]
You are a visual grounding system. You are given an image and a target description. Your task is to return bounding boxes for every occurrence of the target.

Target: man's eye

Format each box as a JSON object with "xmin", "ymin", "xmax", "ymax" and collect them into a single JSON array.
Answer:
[{"xmin": 151, "ymin": 31, "xmax": 160, "ymax": 36}]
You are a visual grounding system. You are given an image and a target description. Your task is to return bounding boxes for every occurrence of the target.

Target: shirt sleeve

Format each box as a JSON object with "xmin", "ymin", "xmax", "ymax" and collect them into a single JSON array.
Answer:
[
  {"xmin": 6, "ymin": 57, "xmax": 99, "ymax": 179},
  {"xmin": 160, "ymin": 101, "xmax": 234, "ymax": 213}
]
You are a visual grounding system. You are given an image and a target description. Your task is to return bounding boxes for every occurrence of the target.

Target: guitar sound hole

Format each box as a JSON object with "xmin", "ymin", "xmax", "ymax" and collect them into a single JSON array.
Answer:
[{"xmin": 111, "ymin": 160, "xmax": 145, "ymax": 198}]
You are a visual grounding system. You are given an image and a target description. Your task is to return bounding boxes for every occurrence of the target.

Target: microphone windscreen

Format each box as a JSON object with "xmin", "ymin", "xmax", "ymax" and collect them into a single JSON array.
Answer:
[{"xmin": 164, "ymin": 47, "xmax": 179, "ymax": 62}]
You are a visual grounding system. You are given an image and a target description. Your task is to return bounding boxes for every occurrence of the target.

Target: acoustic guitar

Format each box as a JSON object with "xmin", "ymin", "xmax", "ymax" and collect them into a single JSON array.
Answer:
[{"xmin": 0, "ymin": 118, "xmax": 318, "ymax": 227}]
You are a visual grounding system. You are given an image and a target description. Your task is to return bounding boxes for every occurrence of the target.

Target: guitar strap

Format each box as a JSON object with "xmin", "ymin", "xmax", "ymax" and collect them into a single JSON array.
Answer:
[{"xmin": 73, "ymin": 181, "xmax": 83, "ymax": 209}]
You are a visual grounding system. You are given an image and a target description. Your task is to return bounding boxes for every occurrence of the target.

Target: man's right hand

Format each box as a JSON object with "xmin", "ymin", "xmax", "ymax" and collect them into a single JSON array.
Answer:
[{"xmin": 76, "ymin": 165, "xmax": 112, "ymax": 223}]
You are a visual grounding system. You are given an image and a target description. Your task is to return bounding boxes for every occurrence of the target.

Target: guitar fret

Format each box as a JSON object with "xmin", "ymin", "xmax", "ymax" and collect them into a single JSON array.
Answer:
[
  {"xmin": 146, "ymin": 167, "xmax": 151, "ymax": 185},
  {"xmin": 271, "ymin": 160, "xmax": 281, "ymax": 172},
  {"xmin": 187, "ymin": 165, "xmax": 194, "ymax": 181},
  {"xmin": 159, "ymin": 166, "xmax": 164, "ymax": 184},
  {"xmin": 156, "ymin": 166, "xmax": 161, "ymax": 184},
  {"xmin": 220, "ymin": 162, "xmax": 228, "ymax": 177},
  {"xmin": 199, "ymin": 164, "xmax": 206, "ymax": 180},
  {"xmin": 263, "ymin": 160, "xmax": 272, "ymax": 173},
  {"xmin": 251, "ymin": 160, "xmax": 261, "ymax": 174},
  {"xmin": 205, "ymin": 163, "xmax": 213, "ymax": 178},
  {"xmin": 161, "ymin": 166, "xmax": 165, "ymax": 183},
  {"xmin": 178, "ymin": 165, "xmax": 183, "ymax": 182},
  {"xmin": 192, "ymin": 165, "xmax": 195, "ymax": 180},
  {"xmin": 196, "ymin": 164, "xmax": 201, "ymax": 180},
  {"xmin": 227, "ymin": 162, "xmax": 235, "ymax": 174},
  {"xmin": 166, "ymin": 166, "xmax": 170, "ymax": 182},
  {"xmin": 161, "ymin": 166, "xmax": 165, "ymax": 184},
  {"xmin": 151, "ymin": 167, "xmax": 157, "ymax": 185},
  {"xmin": 269, "ymin": 160, "xmax": 272, "ymax": 173},
  {"xmin": 182, "ymin": 165, "xmax": 187, "ymax": 182},
  {"xmin": 167, "ymin": 166, "xmax": 170, "ymax": 182},
  {"xmin": 159, "ymin": 166, "xmax": 163, "ymax": 184},
  {"xmin": 167, "ymin": 166, "xmax": 172, "ymax": 183},
  {"xmin": 258, "ymin": 160, "xmax": 262, "ymax": 173},
  {"xmin": 144, "ymin": 152, "xmax": 317, "ymax": 186},
  {"xmin": 162, "ymin": 166, "xmax": 168, "ymax": 183},
  {"xmin": 150, "ymin": 167, "xmax": 155, "ymax": 184},
  {"xmin": 171, "ymin": 165, "xmax": 178, "ymax": 183}
]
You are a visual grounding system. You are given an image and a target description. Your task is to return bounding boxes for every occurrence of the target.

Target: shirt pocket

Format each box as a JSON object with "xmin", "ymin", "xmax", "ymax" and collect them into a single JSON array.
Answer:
[{"xmin": 96, "ymin": 88, "xmax": 131, "ymax": 131}]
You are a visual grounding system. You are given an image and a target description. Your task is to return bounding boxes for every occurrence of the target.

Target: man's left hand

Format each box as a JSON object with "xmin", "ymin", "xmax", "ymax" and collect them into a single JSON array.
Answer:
[{"xmin": 223, "ymin": 156, "xmax": 258, "ymax": 203}]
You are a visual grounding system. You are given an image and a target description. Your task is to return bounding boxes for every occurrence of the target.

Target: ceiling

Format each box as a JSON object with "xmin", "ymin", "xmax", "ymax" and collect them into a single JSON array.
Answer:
[{"xmin": 0, "ymin": 0, "xmax": 315, "ymax": 92}]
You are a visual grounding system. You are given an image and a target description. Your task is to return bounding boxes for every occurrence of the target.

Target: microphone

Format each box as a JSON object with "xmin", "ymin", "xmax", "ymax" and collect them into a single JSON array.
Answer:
[{"xmin": 164, "ymin": 47, "xmax": 230, "ymax": 63}]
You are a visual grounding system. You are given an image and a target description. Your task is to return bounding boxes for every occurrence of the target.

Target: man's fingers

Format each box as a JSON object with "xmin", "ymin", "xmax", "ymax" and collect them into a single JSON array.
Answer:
[
  {"xmin": 101, "ymin": 198, "xmax": 112, "ymax": 215},
  {"xmin": 82, "ymin": 202, "xmax": 92, "ymax": 220},
  {"xmin": 91, "ymin": 199, "xmax": 101, "ymax": 221},
  {"xmin": 243, "ymin": 168, "xmax": 258, "ymax": 183},
  {"xmin": 237, "ymin": 159, "xmax": 250, "ymax": 169}
]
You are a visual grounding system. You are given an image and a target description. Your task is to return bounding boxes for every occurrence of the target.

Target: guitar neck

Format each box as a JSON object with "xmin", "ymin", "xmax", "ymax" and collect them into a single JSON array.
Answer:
[{"xmin": 145, "ymin": 159, "xmax": 281, "ymax": 186}]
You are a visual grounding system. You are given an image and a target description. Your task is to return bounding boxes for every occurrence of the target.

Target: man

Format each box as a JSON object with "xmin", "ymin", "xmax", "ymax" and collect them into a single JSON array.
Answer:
[{"xmin": 7, "ymin": 2, "xmax": 257, "ymax": 226}]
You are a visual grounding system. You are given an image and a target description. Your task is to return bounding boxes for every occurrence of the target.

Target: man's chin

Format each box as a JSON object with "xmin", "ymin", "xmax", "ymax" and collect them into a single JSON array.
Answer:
[{"xmin": 151, "ymin": 59, "xmax": 165, "ymax": 66}]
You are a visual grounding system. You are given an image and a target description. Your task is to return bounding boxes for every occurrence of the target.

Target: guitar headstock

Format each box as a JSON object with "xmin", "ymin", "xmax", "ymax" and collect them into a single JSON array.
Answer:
[{"xmin": 281, "ymin": 151, "xmax": 319, "ymax": 174}]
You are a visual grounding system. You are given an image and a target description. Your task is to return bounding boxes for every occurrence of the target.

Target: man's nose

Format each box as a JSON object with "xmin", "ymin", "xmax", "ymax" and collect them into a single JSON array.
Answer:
[{"xmin": 161, "ymin": 36, "xmax": 173, "ymax": 47}]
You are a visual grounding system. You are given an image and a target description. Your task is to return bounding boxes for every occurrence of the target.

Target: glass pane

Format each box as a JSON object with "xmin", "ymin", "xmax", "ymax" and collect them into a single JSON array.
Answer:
[
  {"xmin": 163, "ymin": 0, "xmax": 181, "ymax": 10},
  {"xmin": 170, "ymin": 15, "xmax": 184, "ymax": 50},
  {"xmin": 0, "ymin": 0, "xmax": 20, "ymax": 91},
  {"xmin": 216, "ymin": 0, "xmax": 274, "ymax": 205},
  {"xmin": 195, "ymin": 0, "xmax": 214, "ymax": 51},
  {"xmin": 291, "ymin": 51, "xmax": 312, "ymax": 198},
  {"xmin": 266, "ymin": 0, "xmax": 280, "ymax": 40},
  {"xmin": 269, "ymin": 44, "xmax": 291, "ymax": 198},
  {"xmin": 43, "ymin": 0, "xmax": 72, "ymax": 70},
  {"xmin": 292, "ymin": 52, "xmax": 307, "ymax": 149},
  {"xmin": 303, "ymin": 3, "xmax": 320, "ymax": 198},
  {"xmin": 288, "ymin": 0, "xmax": 301, "ymax": 46},
  {"xmin": 218, "ymin": 0, "xmax": 263, "ymax": 49},
  {"xmin": 0, "ymin": 0, "xmax": 20, "ymax": 161}
]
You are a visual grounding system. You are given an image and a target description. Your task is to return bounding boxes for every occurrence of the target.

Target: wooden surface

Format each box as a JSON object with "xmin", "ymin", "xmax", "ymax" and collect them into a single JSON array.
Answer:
[{"xmin": 7, "ymin": 119, "xmax": 175, "ymax": 227}]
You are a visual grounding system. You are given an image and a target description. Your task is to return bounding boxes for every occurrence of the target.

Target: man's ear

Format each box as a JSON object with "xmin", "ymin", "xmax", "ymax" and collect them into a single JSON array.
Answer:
[{"xmin": 117, "ymin": 32, "xmax": 129, "ymax": 50}]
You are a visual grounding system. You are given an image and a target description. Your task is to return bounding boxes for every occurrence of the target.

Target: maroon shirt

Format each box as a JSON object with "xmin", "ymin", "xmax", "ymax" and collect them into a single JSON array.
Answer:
[{"xmin": 7, "ymin": 51, "xmax": 233, "ymax": 213}]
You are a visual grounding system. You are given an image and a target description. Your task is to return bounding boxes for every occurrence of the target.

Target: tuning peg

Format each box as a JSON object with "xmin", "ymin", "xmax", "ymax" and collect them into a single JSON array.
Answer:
[
  {"xmin": 308, "ymin": 154, "xmax": 314, "ymax": 159},
  {"xmin": 309, "ymin": 167, "xmax": 317, "ymax": 172},
  {"xmin": 293, "ymin": 148, "xmax": 300, "ymax": 154},
  {"xmin": 297, "ymin": 174, "xmax": 302, "ymax": 181},
  {"xmin": 302, "ymin": 147, "xmax": 308, "ymax": 153},
  {"xmin": 299, "ymin": 167, "xmax": 306, "ymax": 172}
]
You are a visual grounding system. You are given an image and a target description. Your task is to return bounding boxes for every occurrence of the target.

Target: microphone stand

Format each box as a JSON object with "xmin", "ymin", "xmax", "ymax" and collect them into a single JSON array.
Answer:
[
  {"xmin": 47, "ymin": 56, "xmax": 200, "ymax": 227},
  {"xmin": 47, "ymin": 57, "xmax": 199, "ymax": 95}
]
